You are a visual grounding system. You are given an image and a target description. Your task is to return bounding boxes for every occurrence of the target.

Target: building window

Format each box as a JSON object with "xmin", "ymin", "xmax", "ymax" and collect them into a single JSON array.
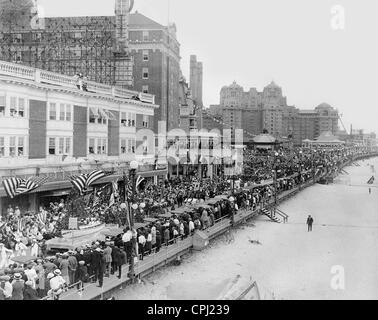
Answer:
[
  {"xmin": 0, "ymin": 137, "xmax": 4, "ymax": 157},
  {"xmin": 49, "ymin": 103, "xmax": 72, "ymax": 122},
  {"xmin": 129, "ymin": 139, "xmax": 136, "ymax": 153},
  {"xmin": 89, "ymin": 108, "xmax": 107, "ymax": 125},
  {"xmin": 48, "ymin": 137, "xmax": 71, "ymax": 155},
  {"xmin": 49, "ymin": 103, "xmax": 57, "ymax": 120},
  {"xmin": 89, "ymin": 109, "xmax": 97, "ymax": 123},
  {"xmin": 8, "ymin": 97, "xmax": 27, "ymax": 117},
  {"xmin": 88, "ymin": 137, "xmax": 107, "ymax": 155},
  {"xmin": 0, "ymin": 96, "xmax": 5, "ymax": 117},
  {"xmin": 17, "ymin": 137, "xmax": 24, "ymax": 156},
  {"xmin": 66, "ymin": 105, "xmax": 71, "ymax": 121},
  {"xmin": 65, "ymin": 138, "xmax": 71, "ymax": 155},
  {"xmin": 142, "ymin": 115, "xmax": 149, "ymax": 128},
  {"xmin": 9, "ymin": 137, "xmax": 16, "ymax": 157},
  {"xmin": 121, "ymin": 139, "xmax": 127, "ymax": 154},
  {"xmin": 89, "ymin": 138, "xmax": 95, "ymax": 154},
  {"xmin": 49, "ymin": 138, "xmax": 56, "ymax": 155},
  {"xmin": 121, "ymin": 112, "xmax": 136, "ymax": 127},
  {"xmin": 142, "ymin": 85, "xmax": 149, "ymax": 94},
  {"xmin": 142, "ymin": 68, "xmax": 149, "ymax": 79},
  {"xmin": 59, "ymin": 104, "xmax": 65, "ymax": 121},
  {"xmin": 18, "ymin": 98, "xmax": 25, "ymax": 117},
  {"xmin": 142, "ymin": 30, "xmax": 149, "ymax": 41},
  {"xmin": 143, "ymin": 50, "xmax": 149, "ymax": 61},
  {"xmin": 59, "ymin": 137, "xmax": 65, "ymax": 154},
  {"xmin": 10, "ymin": 97, "xmax": 17, "ymax": 117}
]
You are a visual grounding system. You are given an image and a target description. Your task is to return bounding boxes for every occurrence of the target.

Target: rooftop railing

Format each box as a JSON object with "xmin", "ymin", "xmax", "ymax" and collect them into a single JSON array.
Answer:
[{"xmin": 0, "ymin": 60, "xmax": 155, "ymax": 105}]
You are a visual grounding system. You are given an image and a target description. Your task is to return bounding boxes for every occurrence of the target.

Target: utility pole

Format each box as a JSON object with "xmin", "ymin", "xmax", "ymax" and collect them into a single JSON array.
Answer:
[
  {"xmin": 127, "ymin": 160, "xmax": 138, "ymax": 281},
  {"xmin": 273, "ymin": 152, "xmax": 278, "ymax": 215}
]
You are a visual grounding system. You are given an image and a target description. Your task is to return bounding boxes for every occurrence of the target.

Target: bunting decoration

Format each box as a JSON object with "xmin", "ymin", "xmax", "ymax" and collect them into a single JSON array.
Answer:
[
  {"xmin": 70, "ymin": 170, "xmax": 107, "ymax": 195},
  {"xmin": 2, "ymin": 176, "xmax": 49, "ymax": 199}
]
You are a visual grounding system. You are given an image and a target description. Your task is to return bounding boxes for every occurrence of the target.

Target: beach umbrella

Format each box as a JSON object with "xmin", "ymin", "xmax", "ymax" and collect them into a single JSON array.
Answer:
[{"xmin": 11, "ymin": 255, "xmax": 36, "ymax": 265}]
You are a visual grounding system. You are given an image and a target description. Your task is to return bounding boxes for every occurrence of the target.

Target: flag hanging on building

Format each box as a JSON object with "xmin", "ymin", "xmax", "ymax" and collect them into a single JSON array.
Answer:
[
  {"xmin": 70, "ymin": 170, "xmax": 107, "ymax": 195},
  {"xmin": 2, "ymin": 176, "xmax": 49, "ymax": 199}
]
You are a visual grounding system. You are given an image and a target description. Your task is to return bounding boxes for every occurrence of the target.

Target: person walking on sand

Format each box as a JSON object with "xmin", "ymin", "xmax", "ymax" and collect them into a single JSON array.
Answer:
[{"xmin": 307, "ymin": 215, "xmax": 314, "ymax": 232}]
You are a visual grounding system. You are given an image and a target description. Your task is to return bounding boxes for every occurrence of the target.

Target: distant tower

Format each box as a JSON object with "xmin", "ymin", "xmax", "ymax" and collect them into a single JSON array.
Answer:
[{"xmin": 114, "ymin": 0, "xmax": 135, "ymax": 88}]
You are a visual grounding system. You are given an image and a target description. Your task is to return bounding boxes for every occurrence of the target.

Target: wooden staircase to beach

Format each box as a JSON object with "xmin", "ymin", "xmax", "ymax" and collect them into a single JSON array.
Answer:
[{"xmin": 261, "ymin": 208, "xmax": 289, "ymax": 224}]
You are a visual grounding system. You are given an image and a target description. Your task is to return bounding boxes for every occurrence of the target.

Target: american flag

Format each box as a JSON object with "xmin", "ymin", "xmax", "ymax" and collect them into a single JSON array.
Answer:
[
  {"xmin": 124, "ymin": 176, "xmax": 133, "ymax": 201},
  {"xmin": 70, "ymin": 170, "xmax": 107, "ymax": 195},
  {"xmin": 37, "ymin": 211, "xmax": 47, "ymax": 226},
  {"xmin": 2, "ymin": 176, "xmax": 49, "ymax": 199},
  {"xmin": 17, "ymin": 218, "xmax": 27, "ymax": 232},
  {"xmin": 112, "ymin": 179, "xmax": 119, "ymax": 198},
  {"xmin": 92, "ymin": 192, "xmax": 101, "ymax": 208}
]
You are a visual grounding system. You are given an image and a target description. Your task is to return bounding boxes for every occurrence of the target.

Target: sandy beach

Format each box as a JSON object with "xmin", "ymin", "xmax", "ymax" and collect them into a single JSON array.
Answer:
[{"xmin": 115, "ymin": 157, "xmax": 378, "ymax": 300}]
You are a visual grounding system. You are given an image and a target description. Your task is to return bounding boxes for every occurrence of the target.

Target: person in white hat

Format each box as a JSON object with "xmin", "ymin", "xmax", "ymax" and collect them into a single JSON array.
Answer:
[
  {"xmin": 49, "ymin": 269, "xmax": 66, "ymax": 300},
  {"xmin": 11, "ymin": 273, "xmax": 25, "ymax": 300}
]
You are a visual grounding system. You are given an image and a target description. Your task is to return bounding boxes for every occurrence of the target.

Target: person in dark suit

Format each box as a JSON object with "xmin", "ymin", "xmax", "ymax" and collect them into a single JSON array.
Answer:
[
  {"xmin": 23, "ymin": 281, "xmax": 39, "ymax": 300},
  {"xmin": 92, "ymin": 248, "xmax": 106, "ymax": 287},
  {"xmin": 155, "ymin": 230, "xmax": 162, "ymax": 253},
  {"xmin": 307, "ymin": 215, "xmax": 314, "ymax": 232},
  {"xmin": 76, "ymin": 261, "xmax": 88, "ymax": 290}
]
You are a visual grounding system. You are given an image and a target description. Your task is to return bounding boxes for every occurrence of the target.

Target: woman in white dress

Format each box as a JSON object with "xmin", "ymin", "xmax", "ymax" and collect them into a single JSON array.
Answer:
[
  {"xmin": 0, "ymin": 243, "xmax": 13, "ymax": 270},
  {"xmin": 14, "ymin": 239, "xmax": 27, "ymax": 256}
]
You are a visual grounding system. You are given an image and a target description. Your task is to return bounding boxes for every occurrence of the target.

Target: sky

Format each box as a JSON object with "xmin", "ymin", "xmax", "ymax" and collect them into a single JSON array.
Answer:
[{"xmin": 37, "ymin": 0, "xmax": 378, "ymax": 133}]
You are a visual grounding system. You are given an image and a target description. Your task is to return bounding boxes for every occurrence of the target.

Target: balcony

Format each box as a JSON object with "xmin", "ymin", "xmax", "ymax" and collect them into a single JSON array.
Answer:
[{"xmin": 0, "ymin": 60, "xmax": 155, "ymax": 105}]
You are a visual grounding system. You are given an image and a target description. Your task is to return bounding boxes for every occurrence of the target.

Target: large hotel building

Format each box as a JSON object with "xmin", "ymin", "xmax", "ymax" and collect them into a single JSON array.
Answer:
[{"xmin": 0, "ymin": 60, "xmax": 164, "ymax": 215}]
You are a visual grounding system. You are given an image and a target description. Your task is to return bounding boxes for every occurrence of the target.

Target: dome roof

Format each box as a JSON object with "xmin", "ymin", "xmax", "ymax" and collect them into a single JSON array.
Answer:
[
  {"xmin": 265, "ymin": 81, "xmax": 280, "ymax": 89},
  {"xmin": 253, "ymin": 134, "xmax": 277, "ymax": 144},
  {"xmin": 316, "ymin": 102, "xmax": 332, "ymax": 109}
]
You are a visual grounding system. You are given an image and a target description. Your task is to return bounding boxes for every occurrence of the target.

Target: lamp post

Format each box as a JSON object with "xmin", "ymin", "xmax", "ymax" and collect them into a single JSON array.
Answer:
[
  {"xmin": 298, "ymin": 150, "xmax": 303, "ymax": 190},
  {"xmin": 127, "ymin": 160, "xmax": 139, "ymax": 281},
  {"xmin": 312, "ymin": 149, "xmax": 317, "ymax": 183}
]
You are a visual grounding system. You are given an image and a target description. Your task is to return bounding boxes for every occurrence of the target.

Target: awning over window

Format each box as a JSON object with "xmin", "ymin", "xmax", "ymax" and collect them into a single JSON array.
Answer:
[{"xmin": 89, "ymin": 107, "xmax": 99, "ymax": 117}]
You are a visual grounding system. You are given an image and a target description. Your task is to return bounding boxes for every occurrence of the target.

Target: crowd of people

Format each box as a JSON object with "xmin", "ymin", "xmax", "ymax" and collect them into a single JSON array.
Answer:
[{"xmin": 0, "ymin": 145, "xmax": 372, "ymax": 300}]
